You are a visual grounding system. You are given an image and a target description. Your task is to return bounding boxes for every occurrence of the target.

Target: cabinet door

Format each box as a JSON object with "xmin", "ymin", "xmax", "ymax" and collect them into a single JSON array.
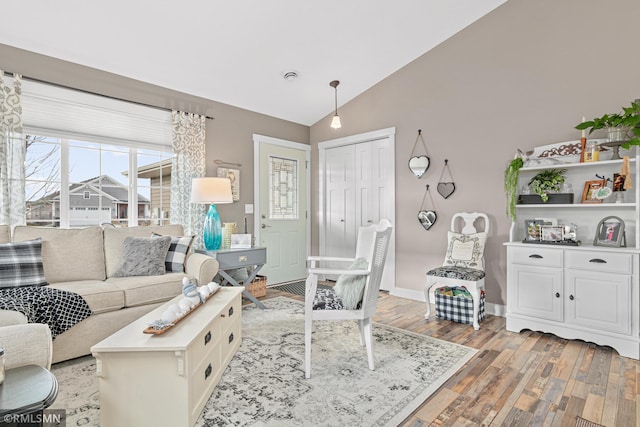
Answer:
[
  {"xmin": 565, "ymin": 270, "xmax": 631, "ymax": 334},
  {"xmin": 509, "ymin": 264, "xmax": 563, "ymax": 321}
]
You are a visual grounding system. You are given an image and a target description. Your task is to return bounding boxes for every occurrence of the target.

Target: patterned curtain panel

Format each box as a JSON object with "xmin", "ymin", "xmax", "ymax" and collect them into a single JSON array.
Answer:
[
  {"xmin": 0, "ymin": 71, "xmax": 25, "ymax": 228},
  {"xmin": 170, "ymin": 111, "xmax": 207, "ymax": 248}
]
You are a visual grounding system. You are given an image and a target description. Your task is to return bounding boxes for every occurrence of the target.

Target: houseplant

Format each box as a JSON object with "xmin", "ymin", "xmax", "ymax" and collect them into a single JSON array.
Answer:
[
  {"xmin": 504, "ymin": 157, "xmax": 523, "ymax": 221},
  {"xmin": 575, "ymin": 100, "xmax": 640, "ymax": 148},
  {"xmin": 527, "ymin": 168, "xmax": 567, "ymax": 202}
]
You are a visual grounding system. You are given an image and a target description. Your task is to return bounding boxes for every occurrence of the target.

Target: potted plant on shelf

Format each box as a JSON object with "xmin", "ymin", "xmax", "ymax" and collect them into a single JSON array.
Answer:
[
  {"xmin": 524, "ymin": 168, "xmax": 569, "ymax": 203},
  {"xmin": 576, "ymin": 100, "xmax": 640, "ymax": 149}
]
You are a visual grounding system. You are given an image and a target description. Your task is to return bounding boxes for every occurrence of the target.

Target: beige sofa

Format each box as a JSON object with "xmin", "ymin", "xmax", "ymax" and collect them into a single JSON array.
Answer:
[{"xmin": 0, "ymin": 224, "xmax": 218, "ymax": 363}]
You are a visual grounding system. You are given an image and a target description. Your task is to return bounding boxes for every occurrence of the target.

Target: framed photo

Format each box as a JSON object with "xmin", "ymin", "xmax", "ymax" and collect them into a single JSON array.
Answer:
[
  {"xmin": 613, "ymin": 173, "xmax": 626, "ymax": 192},
  {"xmin": 523, "ymin": 219, "xmax": 544, "ymax": 240},
  {"xmin": 581, "ymin": 180, "xmax": 603, "ymax": 204},
  {"xmin": 217, "ymin": 167, "xmax": 240, "ymax": 201},
  {"xmin": 593, "ymin": 216, "xmax": 626, "ymax": 247},
  {"xmin": 540, "ymin": 226, "xmax": 563, "ymax": 242}
]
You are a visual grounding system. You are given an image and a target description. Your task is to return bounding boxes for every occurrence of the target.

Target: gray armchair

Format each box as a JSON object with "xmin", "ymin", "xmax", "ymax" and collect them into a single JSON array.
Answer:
[{"xmin": 0, "ymin": 324, "xmax": 53, "ymax": 370}]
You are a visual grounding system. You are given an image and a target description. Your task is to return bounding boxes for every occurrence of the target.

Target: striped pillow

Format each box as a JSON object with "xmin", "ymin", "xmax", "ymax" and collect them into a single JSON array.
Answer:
[
  {"xmin": 0, "ymin": 238, "xmax": 48, "ymax": 288},
  {"xmin": 152, "ymin": 233, "xmax": 195, "ymax": 273}
]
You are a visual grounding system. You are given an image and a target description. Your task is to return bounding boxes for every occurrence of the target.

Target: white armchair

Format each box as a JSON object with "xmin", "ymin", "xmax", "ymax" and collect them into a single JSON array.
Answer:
[
  {"xmin": 0, "ymin": 324, "xmax": 53, "ymax": 370},
  {"xmin": 304, "ymin": 219, "xmax": 393, "ymax": 379}
]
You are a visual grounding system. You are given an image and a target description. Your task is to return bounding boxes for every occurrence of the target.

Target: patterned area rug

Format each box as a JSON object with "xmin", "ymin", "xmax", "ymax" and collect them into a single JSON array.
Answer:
[
  {"xmin": 270, "ymin": 280, "xmax": 332, "ymax": 296},
  {"xmin": 50, "ymin": 297, "xmax": 476, "ymax": 426}
]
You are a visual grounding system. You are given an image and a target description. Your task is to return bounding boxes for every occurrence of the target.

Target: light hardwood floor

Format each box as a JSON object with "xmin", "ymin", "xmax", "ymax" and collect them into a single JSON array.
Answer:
[{"xmin": 257, "ymin": 287, "xmax": 639, "ymax": 427}]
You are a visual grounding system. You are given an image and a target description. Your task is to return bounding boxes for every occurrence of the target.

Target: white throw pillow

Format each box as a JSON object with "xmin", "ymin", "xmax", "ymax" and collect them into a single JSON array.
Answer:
[
  {"xmin": 334, "ymin": 258, "xmax": 369, "ymax": 310},
  {"xmin": 442, "ymin": 231, "xmax": 487, "ymax": 270}
]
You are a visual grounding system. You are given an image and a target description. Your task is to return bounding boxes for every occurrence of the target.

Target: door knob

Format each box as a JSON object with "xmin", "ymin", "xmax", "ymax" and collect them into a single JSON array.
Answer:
[{"xmin": 261, "ymin": 224, "xmax": 272, "ymax": 229}]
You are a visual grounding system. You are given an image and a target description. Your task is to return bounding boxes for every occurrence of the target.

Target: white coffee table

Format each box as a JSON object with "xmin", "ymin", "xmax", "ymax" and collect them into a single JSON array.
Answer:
[{"xmin": 91, "ymin": 286, "xmax": 243, "ymax": 427}]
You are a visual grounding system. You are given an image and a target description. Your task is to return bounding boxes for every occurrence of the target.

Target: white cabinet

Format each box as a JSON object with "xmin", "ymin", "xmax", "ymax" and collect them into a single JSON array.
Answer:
[
  {"xmin": 505, "ymin": 153, "xmax": 640, "ymax": 359},
  {"xmin": 320, "ymin": 131, "xmax": 395, "ymax": 290}
]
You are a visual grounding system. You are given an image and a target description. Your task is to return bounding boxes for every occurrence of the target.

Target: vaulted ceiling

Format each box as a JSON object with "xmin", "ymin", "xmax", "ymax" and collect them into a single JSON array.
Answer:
[{"xmin": 1, "ymin": 0, "xmax": 506, "ymax": 125}]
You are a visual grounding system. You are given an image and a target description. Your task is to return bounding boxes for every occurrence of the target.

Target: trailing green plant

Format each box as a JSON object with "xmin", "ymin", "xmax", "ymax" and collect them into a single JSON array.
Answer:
[
  {"xmin": 528, "ymin": 168, "xmax": 567, "ymax": 202},
  {"xmin": 504, "ymin": 157, "xmax": 523, "ymax": 221},
  {"xmin": 576, "ymin": 100, "xmax": 640, "ymax": 148}
]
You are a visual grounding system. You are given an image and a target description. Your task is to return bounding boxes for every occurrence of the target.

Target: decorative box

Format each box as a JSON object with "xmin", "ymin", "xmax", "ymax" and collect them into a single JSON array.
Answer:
[{"xmin": 434, "ymin": 286, "xmax": 485, "ymax": 325}]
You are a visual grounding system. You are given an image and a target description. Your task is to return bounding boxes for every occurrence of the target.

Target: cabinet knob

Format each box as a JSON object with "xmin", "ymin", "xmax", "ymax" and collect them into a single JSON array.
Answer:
[
  {"xmin": 569, "ymin": 295, "xmax": 575, "ymax": 301},
  {"xmin": 555, "ymin": 292, "xmax": 560, "ymax": 298},
  {"xmin": 529, "ymin": 254, "xmax": 543, "ymax": 259},
  {"xmin": 589, "ymin": 258, "xmax": 607, "ymax": 264}
]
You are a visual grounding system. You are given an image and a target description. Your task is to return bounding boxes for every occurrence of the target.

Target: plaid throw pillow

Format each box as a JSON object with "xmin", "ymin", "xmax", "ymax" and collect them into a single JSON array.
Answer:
[
  {"xmin": 152, "ymin": 233, "xmax": 195, "ymax": 273},
  {"xmin": 0, "ymin": 238, "xmax": 48, "ymax": 288}
]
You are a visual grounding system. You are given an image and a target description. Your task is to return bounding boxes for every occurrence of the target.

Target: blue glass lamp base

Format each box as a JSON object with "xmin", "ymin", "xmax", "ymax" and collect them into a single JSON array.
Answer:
[{"xmin": 203, "ymin": 204, "xmax": 222, "ymax": 250}]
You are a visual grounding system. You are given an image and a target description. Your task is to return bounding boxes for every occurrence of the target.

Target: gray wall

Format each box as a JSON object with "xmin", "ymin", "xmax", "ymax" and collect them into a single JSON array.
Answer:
[
  {"xmin": 310, "ymin": 0, "xmax": 640, "ymax": 305},
  {"xmin": 0, "ymin": 43, "xmax": 309, "ymax": 236},
  {"xmin": 2, "ymin": 0, "xmax": 639, "ymax": 307}
]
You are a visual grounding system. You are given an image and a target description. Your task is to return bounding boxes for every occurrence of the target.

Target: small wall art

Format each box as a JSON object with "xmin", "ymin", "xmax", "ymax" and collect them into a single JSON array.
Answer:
[{"xmin": 217, "ymin": 167, "xmax": 240, "ymax": 201}]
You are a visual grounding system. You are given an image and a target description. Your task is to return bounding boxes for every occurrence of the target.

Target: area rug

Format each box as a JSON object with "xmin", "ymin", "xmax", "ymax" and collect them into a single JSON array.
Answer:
[
  {"xmin": 270, "ymin": 280, "xmax": 332, "ymax": 296},
  {"xmin": 50, "ymin": 297, "xmax": 476, "ymax": 427}
]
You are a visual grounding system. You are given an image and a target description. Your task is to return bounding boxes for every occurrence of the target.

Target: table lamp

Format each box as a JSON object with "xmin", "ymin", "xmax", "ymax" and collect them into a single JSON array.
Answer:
[{"xmin": 190, "ymin": 177, "xmax": 233, "ymax": 250}]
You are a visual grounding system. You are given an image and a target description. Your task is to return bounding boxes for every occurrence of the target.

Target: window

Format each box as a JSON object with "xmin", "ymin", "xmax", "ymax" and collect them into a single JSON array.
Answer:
[
  {"xmin": 25, "ymin": 136, "xmax": 173, "ymax": 228},
  {"xmin": 268, "ymin": 156, "xmax": 298, "ymax": 220},
  {"xmin": 20, "ymin": 78, "xmax": 173, "ymax": 228}
]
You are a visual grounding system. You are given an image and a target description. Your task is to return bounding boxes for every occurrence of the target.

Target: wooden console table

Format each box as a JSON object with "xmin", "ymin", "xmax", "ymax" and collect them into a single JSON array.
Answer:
[{"xmin": 197, "ymin": 247, "xmax": 267, "ymax": 309}]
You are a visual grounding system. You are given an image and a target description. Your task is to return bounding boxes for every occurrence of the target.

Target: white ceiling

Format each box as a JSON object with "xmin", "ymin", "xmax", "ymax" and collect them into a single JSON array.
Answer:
[{"xmin": 1, "ymin": 0, "xmax": 505, "ymax": 125}]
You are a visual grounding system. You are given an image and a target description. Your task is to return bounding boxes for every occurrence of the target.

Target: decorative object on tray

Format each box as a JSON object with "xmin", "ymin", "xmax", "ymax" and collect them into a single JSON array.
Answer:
[
  {"xmin": 408, "ymin": 129, "xmax": 430, "ymax": 178},
  {"xmin": 436, "ymin": 159, "xmax": 456, "ymax": 199},
  {"xmin": 417, "ymin": 185, "xmax": 437, "ymax": 230},
  {"xmin": 144, "ymin": 280, "xmax": 221, "ymax": 335},
  {"xmin": 522, "ymin": 219, "xmax": 579, "ymax": 246},
  {"xmin": 575, "ymin": 100, "xmax": 640, "ymax": 159},
  {"xmin": 593, "ymin": 216, "xmax": 626, "ymax": 247},
  {"xmin": 518, "ymin": 140, "xmax": 608, "ymax": 167}
]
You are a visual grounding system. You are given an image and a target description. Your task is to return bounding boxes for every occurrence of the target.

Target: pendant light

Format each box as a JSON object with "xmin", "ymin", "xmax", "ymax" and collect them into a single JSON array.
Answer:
[{"xmin": 329, "ymin": 80, "xmax": 342, "ymax": 129}]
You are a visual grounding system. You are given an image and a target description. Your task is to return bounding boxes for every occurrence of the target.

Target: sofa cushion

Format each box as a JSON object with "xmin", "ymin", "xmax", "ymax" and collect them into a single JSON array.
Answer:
[
  {"xmin": 106, "ymin": 273, "xmax": 185, "ymax": 307},
  {"xmin": 103, "ymin": 225, "xmax": 185, "ymax": 278},
  {"xmin": 13, "ymin": 226, "xmax": 106, "ymax": 283},
  {"xmin": 0, "ymin": 225, "xmax": 10, "ymax": 244},
  {"xmin": 112, "ymin": 236, "xmax": 172, "ymax": 277},
  {"xmin": 152, "ymin": 233, "xmax": 195, "ymax": 273},
  {"xmin": 48, "ymin": 280, "xmax": 125, "ymax": 314},
  {"xmin": 0, "ymin": 239, "xmax": 48, "ymax": 288}
]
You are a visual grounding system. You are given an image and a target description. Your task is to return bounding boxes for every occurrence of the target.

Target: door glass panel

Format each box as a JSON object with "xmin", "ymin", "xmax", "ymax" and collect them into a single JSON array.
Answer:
[{"xmin": 268, "ymin": 156, "xmax": 298, "ymax": 219}]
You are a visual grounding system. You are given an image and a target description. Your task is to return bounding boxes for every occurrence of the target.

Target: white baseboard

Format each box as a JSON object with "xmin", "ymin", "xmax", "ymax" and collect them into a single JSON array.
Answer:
[{"xmin": 388, "ymin": 286, "xmax": 505, "ymax": 318}]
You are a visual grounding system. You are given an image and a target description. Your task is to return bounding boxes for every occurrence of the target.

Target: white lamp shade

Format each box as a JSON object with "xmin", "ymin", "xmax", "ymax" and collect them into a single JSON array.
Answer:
[
  {"xmin": 330, "ymin": 114, "xmax": 342, "ymax": 129},
  {"xmin": 190, "ymin": 177, "xmax": 233, "ymax": 204}
]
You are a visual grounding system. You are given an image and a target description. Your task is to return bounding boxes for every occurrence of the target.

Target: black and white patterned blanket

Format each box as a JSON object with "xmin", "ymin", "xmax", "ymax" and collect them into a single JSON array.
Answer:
[{"xmin": 0, "ymin": 286, "xmax": 92, "ymax": 339}]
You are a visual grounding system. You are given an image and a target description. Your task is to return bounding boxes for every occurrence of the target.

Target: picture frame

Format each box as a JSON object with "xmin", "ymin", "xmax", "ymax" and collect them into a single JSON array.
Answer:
[
  {"xmin": 613, "ymin": 173, "xmax": 626, "ymax": 192},
  {"xmin": 523, "ymin": 219, "xmax": 544, "ymax": 241},
  {"xmin": 581, "ymin": 180, "xmax": 604, "ymax": 204},
  {"xmin": 217, "ymin": 167, "xmax": 240, "ymax": 201},
  {"xmin": 593, "ymin": 216, "xmax": 626, "ymax": 247},
  {"xmin": 540, "ymin": 225, "xmax": 564, "ymax": 242}
]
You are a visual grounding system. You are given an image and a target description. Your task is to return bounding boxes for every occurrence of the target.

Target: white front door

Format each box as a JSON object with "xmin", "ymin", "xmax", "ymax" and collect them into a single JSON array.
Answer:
[{"xmin": 253, "ymin": 135, "xmax": 310, "ymax": 285}]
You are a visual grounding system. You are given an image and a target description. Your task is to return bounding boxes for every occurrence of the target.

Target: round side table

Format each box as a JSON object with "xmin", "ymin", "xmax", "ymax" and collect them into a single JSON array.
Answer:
[{"xmin": 0, "ymin": 365, "xmax": 58, "ymax": 427}]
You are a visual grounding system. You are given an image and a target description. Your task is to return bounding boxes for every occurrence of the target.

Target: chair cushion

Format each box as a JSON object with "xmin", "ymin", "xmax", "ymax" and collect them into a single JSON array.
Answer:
[
  {"xmin": 443, "ymin": 231, "xmax": 487, "ymax": 270},
  {"xmin": 312, "ymin": 288, "xmax": 362, "ymax": 311},
  {"xmin": 0, "ymin": 239, "xmax": 48, "ymax": 288},
  {"xmin": 427, "ymin": 266, "xmax": 486, "ymax": 281},
  {"xmin": 333, "ymin": 257, "xmax": 368, "ymax": 310}
]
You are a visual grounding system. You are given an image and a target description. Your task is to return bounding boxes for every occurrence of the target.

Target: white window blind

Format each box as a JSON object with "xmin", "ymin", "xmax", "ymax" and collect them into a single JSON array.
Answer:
[{"xmin": 20, "ymin": 79, "xmax": 172, "ymax": 149}]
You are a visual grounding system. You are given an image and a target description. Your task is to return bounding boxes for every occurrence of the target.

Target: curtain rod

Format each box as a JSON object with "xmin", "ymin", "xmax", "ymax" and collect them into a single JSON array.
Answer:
[{"xmin": 4, "ymin": 70, "xmax": 215, "ymax": 120}]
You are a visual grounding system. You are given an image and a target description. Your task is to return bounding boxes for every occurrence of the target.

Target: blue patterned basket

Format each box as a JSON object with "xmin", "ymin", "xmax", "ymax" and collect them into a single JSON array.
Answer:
[{"xmin": 434, "ymin": 287, "xmax": 485, "ymax": 325}]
